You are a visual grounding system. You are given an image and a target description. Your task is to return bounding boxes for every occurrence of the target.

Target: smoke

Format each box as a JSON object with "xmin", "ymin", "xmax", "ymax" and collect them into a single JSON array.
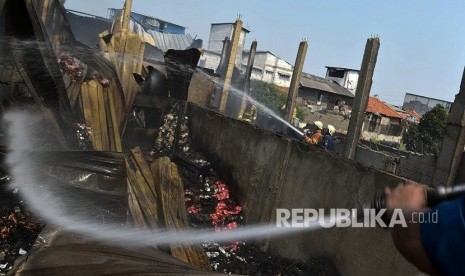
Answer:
[{"xmin": 4, "ymin": 111, "xmax": 323, "ymax": 247}]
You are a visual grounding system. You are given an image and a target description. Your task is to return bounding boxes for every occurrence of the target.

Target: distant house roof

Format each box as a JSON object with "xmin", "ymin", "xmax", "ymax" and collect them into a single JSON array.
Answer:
[
  {"xmin": 211, "ymin": 23, "xmax": 251, "ymax": 33},
  {"xmin": 300, "ymin": 73, "xmax": 355, "ymax": 98},
  {"xmin": 325, "ymin": 66, "xmax": 360, "ymax": 72},
  {"xmin": 405, "ymin": 108, "xmax": 422, "ymax": 121},
  {"xmin": 404, "ymin": 92, "xmax": 452, "ymax": 104},
  {"xmin": 366, "ymin": 97, "xmax": 403, "ymax": 119}
]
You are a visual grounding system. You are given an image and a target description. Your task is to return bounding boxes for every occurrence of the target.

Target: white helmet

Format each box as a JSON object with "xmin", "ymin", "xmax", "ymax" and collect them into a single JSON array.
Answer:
[
  {"xmin": 314, "ymin": 121, "xmax": 323, "ymax": 130},
  {"xmin": 327, "ymin": 125, "xmax": 336, "ymax": 135}
]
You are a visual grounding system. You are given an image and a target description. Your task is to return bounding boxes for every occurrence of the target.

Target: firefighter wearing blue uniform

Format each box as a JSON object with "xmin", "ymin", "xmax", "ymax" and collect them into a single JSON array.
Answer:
[{"xmin": 386, "ymin": 183, "xmax": 465, "ymax": 275}]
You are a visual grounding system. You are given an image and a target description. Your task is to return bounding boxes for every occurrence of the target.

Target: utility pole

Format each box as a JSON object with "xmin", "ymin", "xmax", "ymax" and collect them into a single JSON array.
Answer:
[
  {"xmin": 284, "ymin": 41, "xmax": 308, "ymax": 124},
  {"xmin": 218, "ymin": 19, "xmax": 242, "ymax": 113},
  {"xmin": 238, "ymin": 40, "xmax": 257, "ymax": 119},
  {"xmin": 343, "ymin": 37, "xmax": 380, "ymax": 160},
  {"xmin": 432, "ymin": 68, "xmax": 465, "ymax": 187}
]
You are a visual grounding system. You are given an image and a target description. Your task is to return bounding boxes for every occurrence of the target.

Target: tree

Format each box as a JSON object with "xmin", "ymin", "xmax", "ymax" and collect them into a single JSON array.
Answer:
[
  {"xmin": 403, "ymin": 104, "xmax": 448, "ymax": 155},
  {"xmin": 249, "ymin": 80, "xmax": 306, "ymax": 120},
  {"xmin": 249, "ymin": 80, "xmax": 287, "ymax": 114}
]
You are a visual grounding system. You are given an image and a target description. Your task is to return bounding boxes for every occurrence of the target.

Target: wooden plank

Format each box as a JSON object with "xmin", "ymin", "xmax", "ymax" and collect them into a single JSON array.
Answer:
[
  {"xmin": 104, "ymin": 89, "xmax": 116, "ymax": 151},
  {"xmin": 125, "ymin": 148, "xmax": 160, "ymax": 229},
  {"xmin": 127, "ymin": 182, "xmax": 150, "ymax": 230},
  {"xmin": 96, "ymin": 82, "xmax": 109, "ymax": 150},
  {"xmin": 80, "ymin": 82, "xmax": 96, "ymax": 146},
  {"xmin": 87, "ymin": 80, "xmax": 103, "ymax": 150},
  {"xmin": 150, "ymin": 157, "xmax": 211, "ymax": 271},
  {"xmin": 107, "ymin": 87, "xmax": 123, "ymax": 152}
]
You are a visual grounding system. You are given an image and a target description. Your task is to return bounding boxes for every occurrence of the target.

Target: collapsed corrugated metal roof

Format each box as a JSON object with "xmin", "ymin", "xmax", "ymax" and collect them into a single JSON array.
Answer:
[
  {"xmin": 65, "ymin": 10, "xmax": 112, "ymax": 48},
  {"xmin": 129, "ymin": 19, "xmax": 197, "ymax": 52},
  {"xmin": 300, "ymin": 73, "xmax": 355, "ymax": 98}
]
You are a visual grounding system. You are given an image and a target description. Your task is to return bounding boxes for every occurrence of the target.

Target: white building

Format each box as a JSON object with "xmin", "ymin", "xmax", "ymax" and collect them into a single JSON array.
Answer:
[
  {"xmin": 242, "ymin": 51, "xmax": 294, "ymax": 87},
  {"xmin": 207, "ymin": 23, "xmax": 250, "ymax": 67},
  {"xmin": 198, "ymin": 22, "xmax": 294, "ymax": 87},
  {"xmin": 198, "ymin": 50, "xmax": 222, "ymax": 72},
  {"xmin": 325, "ymin": 66, "xmax": 359, "ymax": 94}
]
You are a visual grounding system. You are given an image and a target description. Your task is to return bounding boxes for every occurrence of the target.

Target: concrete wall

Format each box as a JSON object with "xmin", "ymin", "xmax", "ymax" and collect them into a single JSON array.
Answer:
[
  {"xmin": 396, "ymin": 153, "xmax": 436, "ymax": 185},
  {"xmin": 187, "ymin": 104, "xmax": 417, "ymax": 276},
  {"xmin": 187, "ymin": 71, "xmax": 216, "ymax": 108}
]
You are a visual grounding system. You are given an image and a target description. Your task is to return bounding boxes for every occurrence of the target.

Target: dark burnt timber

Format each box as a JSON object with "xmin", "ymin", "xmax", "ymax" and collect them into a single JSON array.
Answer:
[{"xmin": 4, "ymin": 0, "xmax": 76, "ymax": 148}]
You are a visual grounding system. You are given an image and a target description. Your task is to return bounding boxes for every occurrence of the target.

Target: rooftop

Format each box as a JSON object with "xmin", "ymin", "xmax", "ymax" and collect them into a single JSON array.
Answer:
[
  {"xmin": 325, "ymin": 66, "xmax": 360, "ymax": 72},
  {"xmin": 367, "ymin": 97, "xmax": 403, "ymax": 119},
  {"xmin": 108, "ymin": 8, "xmax": 186, "ymax": 29},
  {"xmin": 211, "ymin": 23, "xmax": 251, "ymax": 33},
  {"xmin": 300, "ymin": 73, "xmax": 355, "ymax": 98},
  {"xmin": 243, "ymin": 50, "xmax": 293, "ymax": 67},
  {"xmin": 404, "ymin": 92, "xmax": 452, "ymax": 104},
  {"xmin": 405, "ymin": 108, "xmax": 422, "ymax": 121}
]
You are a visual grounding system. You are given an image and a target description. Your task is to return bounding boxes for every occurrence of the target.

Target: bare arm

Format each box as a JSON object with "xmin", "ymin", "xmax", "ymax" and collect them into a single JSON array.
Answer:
[{"xmin": 385, "ymin": 183, "xmax": 439, "ymax": 275}]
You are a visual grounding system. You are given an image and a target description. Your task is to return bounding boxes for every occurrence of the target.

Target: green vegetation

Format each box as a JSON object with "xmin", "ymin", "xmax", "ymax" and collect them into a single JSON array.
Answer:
[
  {"xmin": 249, "ymin": 80, "xmax": 287, "ymax": 114},
  {"xmin": 249, "ymin": 80, "xmax": 305, "ymax": 120},
  {"xmin": 402, "ymin": 104, "xmax": 448, "ymax": 155}
]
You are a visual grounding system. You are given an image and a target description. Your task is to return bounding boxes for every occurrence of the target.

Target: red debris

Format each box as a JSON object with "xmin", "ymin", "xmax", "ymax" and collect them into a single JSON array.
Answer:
[
  {"xmin": 187, "ymin": 204, "xmax": 201, "ymax": 214},
  {"xmin": 58, "ymin": 56, "xmax": 83, "ymax": 82},
  {"xmin": 212, "ymin": 181, "xmax": 229, "ymax": 200}
]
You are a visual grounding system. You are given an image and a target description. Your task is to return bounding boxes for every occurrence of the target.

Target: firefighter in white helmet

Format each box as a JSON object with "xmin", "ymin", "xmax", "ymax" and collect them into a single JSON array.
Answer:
[
  {"xmin": 304, "ymin": 121, "xmax": 323, "ymax": 145},
  {"xmin": 322, "ymin": 124, "xmax": 336, "ymax": 150}
]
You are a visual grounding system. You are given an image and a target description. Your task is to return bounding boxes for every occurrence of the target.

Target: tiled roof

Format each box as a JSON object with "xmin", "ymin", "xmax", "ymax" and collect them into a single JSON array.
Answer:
[
  {"xmin": 405, "ymin": 108, "xmax": 422, "ymax": 121},
  {"xmin": 366, "ymin": 97, "xmax": 403, "ymax": 119}
]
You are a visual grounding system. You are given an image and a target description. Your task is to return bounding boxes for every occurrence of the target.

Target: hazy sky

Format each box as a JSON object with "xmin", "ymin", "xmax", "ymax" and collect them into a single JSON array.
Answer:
[{"xmin": 65, "ymin": 0, "xmax": 465, "ymax": 106}]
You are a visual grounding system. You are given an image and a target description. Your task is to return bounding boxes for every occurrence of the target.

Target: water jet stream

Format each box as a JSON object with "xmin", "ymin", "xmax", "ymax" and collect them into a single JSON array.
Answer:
[{"xmin": 5, "ymin": 111, "xmax": 332, "ymax": 248}]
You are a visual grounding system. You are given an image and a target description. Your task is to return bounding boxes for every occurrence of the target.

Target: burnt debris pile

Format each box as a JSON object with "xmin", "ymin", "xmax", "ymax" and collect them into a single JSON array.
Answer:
[
  {"xmin": 152, "ymin": 107, "xmax": 331, "ymax": 275},
  {"xmin": 0, "ymin": 183, "xmax": 43, "ymax": 274}
]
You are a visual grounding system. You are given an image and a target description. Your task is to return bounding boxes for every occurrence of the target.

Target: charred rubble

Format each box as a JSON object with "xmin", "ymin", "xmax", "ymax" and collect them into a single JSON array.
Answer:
[
  {"xmin": 151, "ymin": 105, "xmax": 331, "ymax": 275},
  {"xmin": 0, "ymin": 182, "xmax": 43, "ymax": 275}
]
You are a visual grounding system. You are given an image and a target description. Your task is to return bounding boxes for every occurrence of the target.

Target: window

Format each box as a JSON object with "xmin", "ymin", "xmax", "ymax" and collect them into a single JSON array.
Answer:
[
  {"xmin": 368, "ymin": 115, "xmax": 380, "ymax": 132},
  {"xmin": 328, "ymin": 68, "xmax": 345, "ymax": 78},
  {"xmin": 278, "ymin": 72, "xmax": 290, "ymax": 80},
  {"xmin": 266, "ymin": 70, "xmax": 273, "ymax": 75},
  {"xmin": 252, "ymin": 67, "xmax": 263, "ymax": 76}
]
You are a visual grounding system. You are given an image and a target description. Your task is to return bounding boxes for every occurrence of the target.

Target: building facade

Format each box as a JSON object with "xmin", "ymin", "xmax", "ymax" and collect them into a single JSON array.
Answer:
[
  {"xmin": 402, "ymin": 93, "xmax": 452, "ymax": 116},
  {"xmin": 298, "ymin": 73, "xmax": 354, "ymax": 112},
  {"xmin": 325, "ymin": 66, "xmax": 360, "ymax": 94},
  {"xmin": 362, "ymin": 97, "xmax": 405, "ymax": 144},
  {"xmin": 242, "ymin": 51, "xmax": 294, "ymax": 87}
]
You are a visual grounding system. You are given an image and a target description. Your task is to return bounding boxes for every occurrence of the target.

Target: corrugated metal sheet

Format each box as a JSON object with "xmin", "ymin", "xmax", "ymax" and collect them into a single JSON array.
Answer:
[
  {"xmin": 300, "ymin": 73, "xmax": 354, "ymax": 98},
  {"xmin": 129, "ymin": 19, "xmax": 194, "ymax": 52}
]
